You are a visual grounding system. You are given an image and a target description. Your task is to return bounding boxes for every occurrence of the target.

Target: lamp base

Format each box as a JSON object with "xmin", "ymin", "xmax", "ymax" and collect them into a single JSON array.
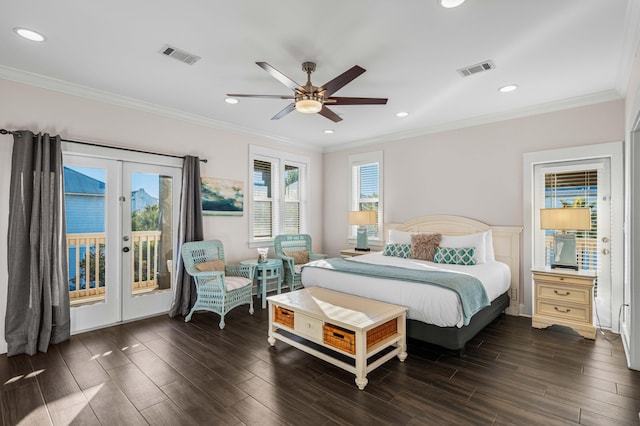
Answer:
[{"xmin": 356, "ymin": 226, "xmax": 369, "ymax": 251}]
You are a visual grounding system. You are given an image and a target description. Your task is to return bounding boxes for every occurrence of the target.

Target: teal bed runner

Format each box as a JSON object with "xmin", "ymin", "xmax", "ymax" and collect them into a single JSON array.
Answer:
[{"xmin": 303, "ymin": 258, "xmax": 489, "ymax": 325}]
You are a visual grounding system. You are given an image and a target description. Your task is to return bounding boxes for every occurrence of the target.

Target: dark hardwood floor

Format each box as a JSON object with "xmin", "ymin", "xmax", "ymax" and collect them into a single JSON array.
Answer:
[{"xmin": 1, "ymin": 299, "xmax": 639, "ymax": 425}]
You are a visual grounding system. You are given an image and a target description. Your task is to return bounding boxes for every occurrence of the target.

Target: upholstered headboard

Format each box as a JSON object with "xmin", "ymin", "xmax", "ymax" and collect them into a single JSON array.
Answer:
[{"xmin": 385, "ymin": 215, "xmax": 523, "ymax": 316}]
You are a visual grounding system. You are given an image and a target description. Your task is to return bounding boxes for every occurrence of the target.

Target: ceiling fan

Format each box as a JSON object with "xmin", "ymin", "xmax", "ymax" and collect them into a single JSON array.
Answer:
[{"xmin": 227, "ymin": 62, "xmax": 388, "ymax": 122}]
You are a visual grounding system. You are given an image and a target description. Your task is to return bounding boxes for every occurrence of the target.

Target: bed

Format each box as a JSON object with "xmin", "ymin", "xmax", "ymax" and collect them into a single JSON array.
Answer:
[{"xmin": 301, "ymin": 215, "xmax": 522, "ymax": 351}]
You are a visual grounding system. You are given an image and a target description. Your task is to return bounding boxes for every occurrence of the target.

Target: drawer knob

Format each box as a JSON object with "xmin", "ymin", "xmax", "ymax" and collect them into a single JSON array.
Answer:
[
  {"xmin": 554, "ymin": 307, "xmax": 571, "ymax": 313},
  {"xmin": 307, "ymin": 323, "xmax": 312, "ymax": 328},
  {"xmin": 554, "ymin": 290, "xmax": 571, "ymax": 296}
]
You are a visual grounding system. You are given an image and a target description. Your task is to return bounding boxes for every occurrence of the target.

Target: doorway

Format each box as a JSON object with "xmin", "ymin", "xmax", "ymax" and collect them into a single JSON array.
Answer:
[
  {"xmin": 533, "ymin": 159, "xmax": 612, "ymax": 327},
  {"xmin": 64, "ymin": 154, "xmax": 181, "ymax": 333}
]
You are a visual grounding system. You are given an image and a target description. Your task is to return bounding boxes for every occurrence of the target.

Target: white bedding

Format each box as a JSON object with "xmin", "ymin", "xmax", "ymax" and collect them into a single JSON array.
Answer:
[{"xmin": 301, "ymin": 251, "xmax": 511, "ymax": 328}]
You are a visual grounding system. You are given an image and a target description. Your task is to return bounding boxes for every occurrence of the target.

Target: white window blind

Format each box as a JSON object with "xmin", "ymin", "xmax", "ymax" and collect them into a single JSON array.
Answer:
[
  {"xmin": 249, "ymin": 146, "xmax": 309, "ymax": 246},
  {"xmin": 349, "ymin": 151, "xmax": 383, "ymax": 241}
]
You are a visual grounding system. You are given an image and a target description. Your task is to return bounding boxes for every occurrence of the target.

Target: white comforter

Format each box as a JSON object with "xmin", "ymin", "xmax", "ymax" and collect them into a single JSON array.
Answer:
[{"xmin": 301, "ymin": 252, "xmax": 511, "ymax": 328}]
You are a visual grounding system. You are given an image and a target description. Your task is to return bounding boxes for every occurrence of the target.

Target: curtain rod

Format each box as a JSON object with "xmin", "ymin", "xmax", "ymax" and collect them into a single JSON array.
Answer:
[{"xmin": 0, "ymin": 129, "xmax": 207, "ymax": 163}]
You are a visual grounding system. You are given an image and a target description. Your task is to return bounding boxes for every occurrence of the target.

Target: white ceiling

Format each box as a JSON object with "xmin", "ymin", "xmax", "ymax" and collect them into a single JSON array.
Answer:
[{"xmin": 2, "ymin": 1, "xmax": 639, "ymax": 151}]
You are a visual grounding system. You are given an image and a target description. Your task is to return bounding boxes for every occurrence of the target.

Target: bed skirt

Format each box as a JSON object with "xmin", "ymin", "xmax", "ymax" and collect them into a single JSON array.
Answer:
[{"xmin": 407, "ymin": 291, "xmax": 510, "ymax": 351}]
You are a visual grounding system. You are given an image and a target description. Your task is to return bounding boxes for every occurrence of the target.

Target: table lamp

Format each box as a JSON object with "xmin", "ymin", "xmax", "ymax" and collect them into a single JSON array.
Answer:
[
  {"xmin": 349, "ymin": 210, "xmax": 377, "ymax": 251},
  {"xmin": 540, "ymin": 207, "xmax": 591, "ymax": 270}
]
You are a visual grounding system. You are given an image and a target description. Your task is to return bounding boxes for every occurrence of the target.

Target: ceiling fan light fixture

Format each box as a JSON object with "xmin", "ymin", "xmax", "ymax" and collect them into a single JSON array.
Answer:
[{"xmin": 295, "ymin": 97, "xmax": 323, "ymax": 114}]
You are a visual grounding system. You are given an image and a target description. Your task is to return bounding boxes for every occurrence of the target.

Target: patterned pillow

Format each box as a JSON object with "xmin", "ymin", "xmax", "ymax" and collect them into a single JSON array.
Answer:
[
  {"xmin": 433, "ymin": 247, "xmax": 476, "ymax": 266},
  {"xmin": 411, "ymin": 233, "xmax": 441, "ymax": 261},
  {"xmin": 382, "ymin": 243, "xmax": 412, "ymax": 258}
]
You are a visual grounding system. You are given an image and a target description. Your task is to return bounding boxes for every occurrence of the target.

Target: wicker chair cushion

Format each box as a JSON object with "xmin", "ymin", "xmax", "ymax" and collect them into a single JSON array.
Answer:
[
  {"xmin": 284, "ymin": 250, "xmax": 309, "ymax": 265},
  {"xmin": 225, "ymin": 276, "xmax": 252, "ymax": 291},
  {"xmin": 195, "ymin": 259, "xmax": 225, "ymax": 272}
]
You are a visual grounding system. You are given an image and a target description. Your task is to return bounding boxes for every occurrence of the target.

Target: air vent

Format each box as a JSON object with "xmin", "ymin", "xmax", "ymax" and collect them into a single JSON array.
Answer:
[
  {"xmin": 457, "ymin": 60, "xmax": 495, "ymax": 77},
  {"xmin": 160, "ymin": 44, "xmax": 201, "ymax": 65}
]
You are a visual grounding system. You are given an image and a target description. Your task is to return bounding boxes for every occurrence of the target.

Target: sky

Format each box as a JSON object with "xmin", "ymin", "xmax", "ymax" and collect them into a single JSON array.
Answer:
[{"xmin": 69, "ymin": 166, "xmax": 160, "ymax": 198}]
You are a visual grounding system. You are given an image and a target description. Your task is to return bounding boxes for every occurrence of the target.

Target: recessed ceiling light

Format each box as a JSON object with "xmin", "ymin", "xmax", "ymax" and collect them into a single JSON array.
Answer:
[
  {"xmin": 440, "ymin": 0, "xmax": 466, "ymax": 8},
  {"xmin": 13, "ymin": 27, "xmax": 46, "ymax": 42},
  {"xmin": 396, "ymin": 112, "xmax": 409, "ymax": 118},
  {"xmin": 323, "ymin": 129, "xmax": 334, "ymax": 134},
  {"xmin": 499, "ymin": 84, "xmax": 518, "ymax": 93},
  {"xmin": 225, "ymin": 98, "xmax": 239, "ymax": 104}
]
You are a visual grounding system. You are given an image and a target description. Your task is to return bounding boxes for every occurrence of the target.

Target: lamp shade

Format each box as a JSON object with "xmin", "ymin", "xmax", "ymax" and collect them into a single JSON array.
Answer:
[
  {"xmin": 540, "ymin": 208, "xmax": 591, "ymax": 231},
  {"xmin": 349, "ymin": 210, "xmax": 376, "ymax": 226}
]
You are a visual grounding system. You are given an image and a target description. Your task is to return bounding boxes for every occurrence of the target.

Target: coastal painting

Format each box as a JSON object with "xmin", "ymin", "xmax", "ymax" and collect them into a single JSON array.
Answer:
[{"xmin": 201, "ymin": 177, "xmax": 244, "ymax": 216}]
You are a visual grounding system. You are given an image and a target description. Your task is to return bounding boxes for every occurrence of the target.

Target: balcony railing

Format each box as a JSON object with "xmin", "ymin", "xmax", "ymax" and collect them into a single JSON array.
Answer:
[{"xmin": 67, "ymin": 231, "xmax": 163, "ymax": 305}]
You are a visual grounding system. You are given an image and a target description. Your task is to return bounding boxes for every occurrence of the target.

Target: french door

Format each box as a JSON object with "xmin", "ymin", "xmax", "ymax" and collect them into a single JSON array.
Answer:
[{"xmin": 64, "ymin": 154, "xmax": 181, "ymax": 333}]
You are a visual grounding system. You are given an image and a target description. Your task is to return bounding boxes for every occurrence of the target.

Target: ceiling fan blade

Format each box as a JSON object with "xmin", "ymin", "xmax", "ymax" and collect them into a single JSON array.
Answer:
[
  {"xmin": 271, "ymin": 103, "xmax": 296, "ymax": 120},
  {"xmin": 320, "ymin": 65, "xmax": 366, "ymax": 97},
  {"xmin": 256, "ymin": 62, "xmax": 304, "ymax": 92},
  {"xmin": 326, "ymin": 97, "xmax": 388, "ymax": 105},
  {"xmin": 318, "ymin": 106, "xmax": 343, "ymax": 122},
  {"xmin": 226, "ymin": 93, "xmax": 294, "ymax": 100}
]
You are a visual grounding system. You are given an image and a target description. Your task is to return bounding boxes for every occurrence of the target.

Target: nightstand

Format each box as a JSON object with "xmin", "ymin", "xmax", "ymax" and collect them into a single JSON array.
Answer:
[
  {"xmin": 340, "ymin": 248, "xmax": 379, "ymax": 258},
  {"xmin": 531, "ymin": 267, "xmax": 596, "ymax": 339}
]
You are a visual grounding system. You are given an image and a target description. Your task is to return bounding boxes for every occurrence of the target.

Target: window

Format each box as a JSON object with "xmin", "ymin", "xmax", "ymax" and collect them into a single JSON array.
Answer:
[
  {"xmin": 249, "ymin": 145, "xmax": 309, "ymax": 246},
  {"xmin": 544, "ymin": 169, "xmax": 599, "ymax": 272},
  {"xmin": 349, "ymin": 151, "xmax": 383, "ymax": 243}
]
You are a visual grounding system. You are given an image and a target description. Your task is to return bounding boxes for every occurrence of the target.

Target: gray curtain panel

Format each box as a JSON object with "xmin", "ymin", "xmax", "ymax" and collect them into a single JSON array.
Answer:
[
  {"xmin": 169, "ymin": 156, "xmax": 204, "ymax": 317},
  {"xmin": 5, "ymin": 131, "xmax": 70, "ymax": 356}
]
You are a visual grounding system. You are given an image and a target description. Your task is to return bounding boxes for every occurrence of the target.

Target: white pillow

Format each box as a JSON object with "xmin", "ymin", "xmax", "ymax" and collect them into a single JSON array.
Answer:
[
  {"xmin": 439, "ymin": 231, "xmax": 487, "ymax": 264},
  {"xmin": 484, "ymin": 229, "xmax": 495, "ymax": 262},
  {"xmin": 387, "ymin": 229, "xmax": 413, "ymax": 244}
]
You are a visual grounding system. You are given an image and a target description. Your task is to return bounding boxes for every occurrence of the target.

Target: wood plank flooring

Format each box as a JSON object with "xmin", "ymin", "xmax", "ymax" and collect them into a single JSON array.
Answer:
[{"xmin": 1, "ymin": 299, "xmax": 639, "ymax": 425}]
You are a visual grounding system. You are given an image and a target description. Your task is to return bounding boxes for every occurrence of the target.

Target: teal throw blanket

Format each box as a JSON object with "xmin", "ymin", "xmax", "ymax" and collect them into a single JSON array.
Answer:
[{"xmin": 303, "ymin": 258, "xmax": 489, "ymax": 325}]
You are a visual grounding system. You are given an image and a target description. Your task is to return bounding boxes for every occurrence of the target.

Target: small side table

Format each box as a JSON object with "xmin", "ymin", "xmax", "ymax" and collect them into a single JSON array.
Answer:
[
  {"xmin": 531, "ymin": 266, "xmax": 596, "ymax": 339},
  {"xmin": 240, "ymin": 258, "xmax": 282, "ymax": 309}
]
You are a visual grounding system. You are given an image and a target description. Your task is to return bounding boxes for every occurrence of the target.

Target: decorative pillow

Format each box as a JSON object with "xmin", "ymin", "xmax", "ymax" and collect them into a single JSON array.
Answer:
[
  {"xmin": 411, "ymin": 233, "xmax": 441, "ymax": 261},
  {"xmin": 195, "ymin": 259, "xmax": 225, "ymax": 272},
  {"xmin": 283, "ymin": 249, "xmax": 309, "ymax": 265},
  {"xmin": 440, "ymin": 232, "xmax": 487, "ymax": 264},
  {"xmin": 484, "ymin": 230, "xmax": 495, "ymax": 262},
  {"xmin": 382, "ymin": 243, "xmax": 412, "ymax": 258},
  {"xmin": 433, "ymin": 247, "xmax": 476, "ymax": 266}
]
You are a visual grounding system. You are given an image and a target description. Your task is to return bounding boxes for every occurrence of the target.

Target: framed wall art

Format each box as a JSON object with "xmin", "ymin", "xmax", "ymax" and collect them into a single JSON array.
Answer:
[{"xmin": 201, "ymin": 177, "xmax": 244, "ymax": 216}]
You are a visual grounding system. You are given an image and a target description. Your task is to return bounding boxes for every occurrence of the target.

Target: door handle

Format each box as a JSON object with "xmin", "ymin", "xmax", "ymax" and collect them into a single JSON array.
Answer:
[
  {"xmin": 123, "ymin": 247, "xmax": 130, "ymax": 253},
  {"xmin": 602, "ymin": 248, "xmax": 610, "ymax": 255}
]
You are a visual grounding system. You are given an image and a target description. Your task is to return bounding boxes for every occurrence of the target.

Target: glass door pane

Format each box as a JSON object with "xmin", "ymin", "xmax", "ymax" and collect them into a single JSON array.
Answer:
[
  {"xmin": 122, "ymin": 162, "xmax": 180, "ymax": 321},
  {"xmin": 64, "ymin": 155, "xmax": 120, "ymax": 333}
]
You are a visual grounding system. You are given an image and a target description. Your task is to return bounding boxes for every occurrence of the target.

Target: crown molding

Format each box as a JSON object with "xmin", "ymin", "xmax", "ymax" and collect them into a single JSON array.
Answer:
[
  {"xmin": 324, "ymin": 90, "xmax": 624, "ymax": 153},
  {"xmin": 0, "ymin": 65, "xmax": 623, "ymax": 155},
  {"xmin": 0, "ymin": 65, "xmax": 325, "ymax": 153}
]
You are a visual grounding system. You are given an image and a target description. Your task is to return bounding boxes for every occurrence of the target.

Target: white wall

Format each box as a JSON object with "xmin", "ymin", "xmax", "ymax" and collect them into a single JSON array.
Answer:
[
  {"xmin": 623, "ymin": 41, "xmax": 640, "ymax": 370},
  {"xmin": 323, "ymin": 100, "xmax": 625, "ymax": 319},
  {"xmin": 0, "ymin": 78, "xmax": 324, "ymax": 354}
]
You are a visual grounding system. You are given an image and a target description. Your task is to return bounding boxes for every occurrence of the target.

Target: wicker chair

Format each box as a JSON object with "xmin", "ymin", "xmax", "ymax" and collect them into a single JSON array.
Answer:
[
  {"xmin": 273, "ymin": 234, "xmax": 327, "ymax": 291},
  {"xmin": 181, "ymin": 240, "xmax": 255, "ymax": 329}
]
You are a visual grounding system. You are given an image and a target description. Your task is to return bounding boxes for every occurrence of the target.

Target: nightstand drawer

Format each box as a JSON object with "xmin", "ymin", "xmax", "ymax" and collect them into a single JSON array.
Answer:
[
  {"xmin": 536, "ymin": 301, "xmax": 590, "ymax": 323},
  {"xmin": 536, "ymin": 284, "xmax": 590, "ymax": 305},
  {"xmin": 533, "ymin": 273, "xmax": 593, "ymax": 287},
  {"xmin": 294, "ymin": 312, "xmax": 323, "ymax": 342}
]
